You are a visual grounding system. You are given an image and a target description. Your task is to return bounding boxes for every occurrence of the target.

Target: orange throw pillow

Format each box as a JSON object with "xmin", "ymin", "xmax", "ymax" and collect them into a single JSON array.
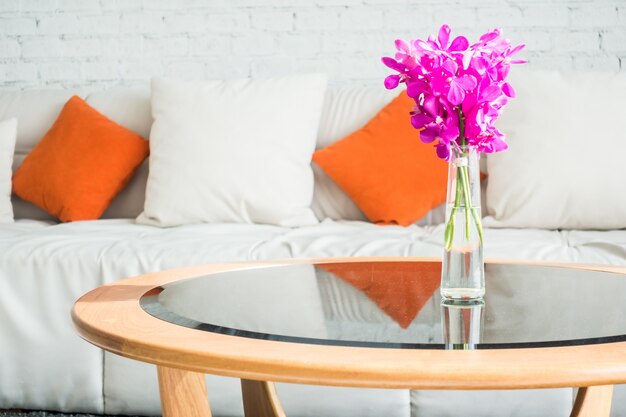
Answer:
[
  {"xmin": 319, "ymin": 262, "xmax": 441, "ymax": 329},
  {"xmin": 313, "ymin": 91, "xmax": 448, "ymax": 226},
  {"xmin": 12, "ymin": 96, "xmax": 149, "ymax": 222}
]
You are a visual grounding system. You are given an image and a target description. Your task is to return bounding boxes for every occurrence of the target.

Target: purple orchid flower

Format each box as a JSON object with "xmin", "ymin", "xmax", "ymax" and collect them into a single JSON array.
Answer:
[
  {"xmin": 381, "ymin": 57, "xmax": 406, "ymax": 89},
  {"xmin": 409, "ymin": 95, "xmax": 460, "ymax": 161},
  {"xmin": 382, "ymin": 23, "xmax": 525, "ymax": 160},
  {"xmin": 428, "ymin": 59, "xmax": 478, "ymax": 105}
]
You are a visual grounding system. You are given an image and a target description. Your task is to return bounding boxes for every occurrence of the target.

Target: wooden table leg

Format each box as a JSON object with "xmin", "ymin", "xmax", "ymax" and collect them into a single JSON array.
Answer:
[
  {"xmin": 241, "ymin": 379, "xmax": 286, "ymax": 417},
  {"xmin": 570, "ymin": 385, "xmax": 613, "ymax": 417},
  {"xmin": 157, "ymin": 365, "xmax": 212, "ymax": 417}
]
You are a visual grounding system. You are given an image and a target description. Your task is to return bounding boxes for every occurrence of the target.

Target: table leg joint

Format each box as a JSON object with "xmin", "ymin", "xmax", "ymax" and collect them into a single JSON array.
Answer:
[
  {"xmin": 157, "ymin": 365, "xmax": 212, "ymax": 417},
  {"xmin": 570, "ymin": 385, "xmax": 613, "ymax": 417},
  {"xmin": 241, "ymin": 379, "xmax": 286, "ymax": 417}
]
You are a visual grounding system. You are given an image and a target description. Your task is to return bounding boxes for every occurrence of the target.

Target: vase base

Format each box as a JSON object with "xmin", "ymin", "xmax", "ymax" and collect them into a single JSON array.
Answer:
[{"xmin": 440, "ymin": 287, "xmax": 485, "ymax": 300}]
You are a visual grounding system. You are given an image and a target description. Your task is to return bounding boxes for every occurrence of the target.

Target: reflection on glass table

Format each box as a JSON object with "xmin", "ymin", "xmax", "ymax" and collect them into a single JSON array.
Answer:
[
  {"xmin": 141, "ymin": 261, "xmax": 626, "ymax": 350},
  {"xmin": 441, "ymin": 298, "xmax": 484, "ymax": 350}
]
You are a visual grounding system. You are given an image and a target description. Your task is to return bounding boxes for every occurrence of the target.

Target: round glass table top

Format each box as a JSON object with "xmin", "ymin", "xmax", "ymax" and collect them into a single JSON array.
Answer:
[{"xmin": 140, "ymin": 261, "xmax": 626, "ymax": 350}]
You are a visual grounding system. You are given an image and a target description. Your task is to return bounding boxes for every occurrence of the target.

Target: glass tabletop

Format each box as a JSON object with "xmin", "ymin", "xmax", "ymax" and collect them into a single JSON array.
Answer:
[{"xmin": 140, "ymin": 261, "xmax": 626, "ymax": 350}]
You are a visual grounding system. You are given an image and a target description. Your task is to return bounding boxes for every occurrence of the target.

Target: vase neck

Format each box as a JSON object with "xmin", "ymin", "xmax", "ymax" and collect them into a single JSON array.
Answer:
[{"xmin": 451, "ymin": 147, "xmax": 478, "ymax": 164}]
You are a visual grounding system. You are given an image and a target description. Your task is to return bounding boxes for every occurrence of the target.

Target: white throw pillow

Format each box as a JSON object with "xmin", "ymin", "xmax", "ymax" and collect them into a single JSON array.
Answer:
[
  {"xmin": 485, "ymin": 70, "xmax": 626, "ymax": 230},
  {"xmin": 138, "ymin": 74, "xmax": 327, "ymax": 227},
  {"xmin": 0, "ymin": 118, "xmax": 17, "ymax": 223}
]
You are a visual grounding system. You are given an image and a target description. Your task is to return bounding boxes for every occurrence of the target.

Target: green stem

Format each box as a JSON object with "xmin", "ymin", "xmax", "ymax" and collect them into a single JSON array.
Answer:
[
  {"xmin": 457, "ymin": 107, "xmax": 466, "ymax": 148},
  {"xmin": 462, "ymin": 166, "xmax": 470, "ymax": 240},
  {"xmin": 444, "ymin": 165, "xmax": 464, "ymax": 251},
  {"xmin": 472, "ymin": 205, "xmax": 484, "ymax": 245},
  {"xmin": 461, "ymin": 160, "xmax": 484, "ymax": 245},
  {"xmin": 457, "ymin": 107, "xmax": 470, "ymax": 240},
  {"xmin": 442, "ymin": 106, "xmax": 484, "ymax": 251},
  {"xmin": 444, "ymin": 206, "xmax": 456, "ymax": 250},
  {"xmin": 462, "ymin": 164, "xmax": 472, "ymax": 240}
]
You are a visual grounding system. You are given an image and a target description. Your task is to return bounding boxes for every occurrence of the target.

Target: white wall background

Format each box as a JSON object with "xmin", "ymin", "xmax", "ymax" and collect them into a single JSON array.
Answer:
[{"xmin": 0, "ymin": 0, "xmax": 625, "ymax": 90}]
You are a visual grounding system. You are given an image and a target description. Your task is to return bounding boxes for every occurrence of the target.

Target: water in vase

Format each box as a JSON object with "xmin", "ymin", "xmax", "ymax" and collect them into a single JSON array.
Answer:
[{"xmin": 441, "ymin": 205, "xmax": 485, "ymax": 300}]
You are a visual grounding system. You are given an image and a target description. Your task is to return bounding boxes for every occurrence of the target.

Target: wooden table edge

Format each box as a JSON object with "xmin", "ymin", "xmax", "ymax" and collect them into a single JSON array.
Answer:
[{"xmin": 72, "ymin": 257, "xmax": 626, "ymax": 390}]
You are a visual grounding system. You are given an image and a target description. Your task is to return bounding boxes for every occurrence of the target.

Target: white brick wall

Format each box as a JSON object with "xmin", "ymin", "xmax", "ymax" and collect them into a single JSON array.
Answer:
[{"xmin": 0, "ymin": 0, "xmax": 624, "ymax": 90}]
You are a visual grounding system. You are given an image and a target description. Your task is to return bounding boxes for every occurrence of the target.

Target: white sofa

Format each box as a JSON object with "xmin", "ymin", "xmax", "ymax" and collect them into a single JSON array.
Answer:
[{"xmin": 0, "ymin": 85, "xmax": 625, "ymax": 417}]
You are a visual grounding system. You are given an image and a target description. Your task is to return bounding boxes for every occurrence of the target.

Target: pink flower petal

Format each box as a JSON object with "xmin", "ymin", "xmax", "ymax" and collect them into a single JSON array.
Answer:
[
  {"xmin": 442, "ymin": 59, "xmax": 458, "ymax": 76},
  {"xmin": 456, "ymin": 74, "xmax": 477, "ymax": 90},
  {"xmin": 501, "ymin": 82, "xmax": 515, "ymax": 98},
  {"xmin": 479, "ymin": 85, "xmax": 502, "ymax": 102},
  {"xmin": 461, "ymin": 93, "xmax": 477, "ymax": 114},
  {"xmin": 490, "ymin": 136, "xmax": 508, "ymax": 152},
  {"xmin": 440, "ymin": 124, "xmax": 460, "ymax": 142},
  {"xmin": 479, "ymin": 30, "xmax": 499, "ymax": 43},
  {"xmin": 406, "ymin": 81, "xmax": 424, "ymax": 98},
  {"xmin": 430, "ymin": 76, "xmax": 450, "ymax": 97},
  {"xmin": 381, "ymin": 57, "xmax": 404, "ymax": 72},
  {"xmin": 384, "ymin": 74, "xmax": 401, "ymax": 89},
  {"xmin": 415, "ymin": 39, "xmax": 434, "ymax": 52},
  {"xmin": 470, "ymin": 57, "xmax": 488, "ymax": 74},
  {"xmin": 497, "ymin": 65, "xmax": 511, "ymax": 81},
  {"xmin": 438, "ymin": 24, "xmax": 451, "ymax": 49},
  {"xmin": 447, "ymin": 82, "xmax": 465, "ymax": 105},
  {"xmin": 410, "ymin": 113, "xmax": 433, "ymax": 129},
  {"xmin": 402, "ymin": 55, "xmax": 419, "ymax": 70},
  {"xmin": 448, "ymin": 36, "xmax": 469, "ymax": 52},
  {"xmin": 422, "ymin": 95, "xmax": 439, "ymax": 117},
  {"xmin": 395, "ymin": 39, "xmax": 410, "ymax": 53},
  {"xmin": 436, "ymin": 142, "xmax": 451, "ymax": 160},
  {"xmin": 419, "ymin": 128, "xmax": 438, "ymax": 144},
  {"xmin": 395, "ymin": 52, "xmax": 407, "ymax": 61},
  {"xmin": 509, "ymin": 44, "xmax": 525, "ymax": 55}
]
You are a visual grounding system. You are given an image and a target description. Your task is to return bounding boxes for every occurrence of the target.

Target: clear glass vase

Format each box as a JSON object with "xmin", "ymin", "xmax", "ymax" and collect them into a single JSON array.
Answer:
[{"xmin": 441, "ymin": 147, "xmax": 484, "ymax": 299}]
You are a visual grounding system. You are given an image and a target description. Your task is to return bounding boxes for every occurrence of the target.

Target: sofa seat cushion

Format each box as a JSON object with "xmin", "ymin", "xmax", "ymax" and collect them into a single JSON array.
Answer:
[
  {"xmin": 0, "ymin": 219, "xmax": 415, "ymax": 417},
  {"xmin": 2, "ymin": 220, "xmax": 626, "ymax": 417},
  {"xmin": 2, "ymin": 220, "xmax": 625, "ymax": 273}
]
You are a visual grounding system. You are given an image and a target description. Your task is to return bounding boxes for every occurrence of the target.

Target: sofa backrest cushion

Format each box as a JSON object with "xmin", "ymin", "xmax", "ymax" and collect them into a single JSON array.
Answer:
[
  {"xmin": 0, "ymin": 118, "xmax": 17, "ymax": 223},
  {"xmin": 485, "ymin": 70, "xmax": 626, "ymax": 230},
  {"xmin": 1, "ymin": 85, "xmax": 437, "ymax": 223}
]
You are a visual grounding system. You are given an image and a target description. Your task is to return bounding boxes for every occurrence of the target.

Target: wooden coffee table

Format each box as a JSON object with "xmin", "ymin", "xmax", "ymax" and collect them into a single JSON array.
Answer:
[{"xmin": 72, "ymin": 258, "xmax": 626, "ymax": 417}]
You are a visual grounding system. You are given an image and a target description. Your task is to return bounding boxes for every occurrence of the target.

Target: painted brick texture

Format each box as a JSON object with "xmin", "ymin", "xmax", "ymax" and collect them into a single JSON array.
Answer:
[{"xmin": 0, "ymin": 0, "xmax": 624, "ymax": 90}]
